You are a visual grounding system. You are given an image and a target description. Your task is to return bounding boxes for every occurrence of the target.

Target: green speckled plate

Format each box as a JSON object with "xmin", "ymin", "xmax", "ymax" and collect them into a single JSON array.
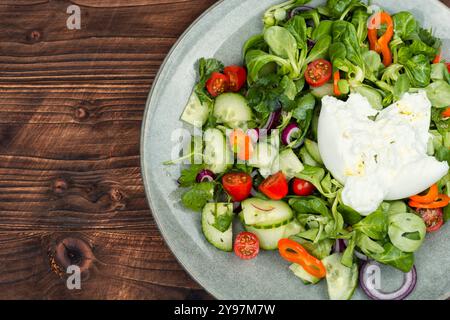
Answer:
[{"xmin": 141, "ymin": 0, "xmax": 450, "ymax": 300}]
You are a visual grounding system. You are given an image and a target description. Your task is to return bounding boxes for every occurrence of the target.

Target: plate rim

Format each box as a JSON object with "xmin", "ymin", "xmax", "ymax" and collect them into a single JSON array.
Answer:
[{"xmin": 140, "ymin": 0, "xmax": 450, "ymax": 300}]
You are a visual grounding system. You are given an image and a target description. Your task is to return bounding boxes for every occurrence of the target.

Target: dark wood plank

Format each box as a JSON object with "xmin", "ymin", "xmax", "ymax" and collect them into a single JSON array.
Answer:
[{"xmin": 0, "ymin": 0, "xmax": 216, "ymax": 300}]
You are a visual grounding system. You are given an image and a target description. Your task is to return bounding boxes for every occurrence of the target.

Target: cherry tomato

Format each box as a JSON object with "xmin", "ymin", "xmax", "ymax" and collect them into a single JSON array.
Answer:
[
  {"xmin": 206, "ymin": 72, "xmax": 229, "ymax": 97},
  {"xmin": 234, "ymin": 232, "xmax": 259, "ymax": 260},
  {"xmin": 291, "ymin": 178, "xmax": 316, "ymax": 196},
  {"xmin": 222, "ymin": 172, "xmax": 252, "ymax": 202},
  {"xmin": 224, "ymin": 65, "xmax": 247, "ymax": 92},
  {"xmin": 446, "ymin": 62, "xmax": 450, "ymax": 74},
  {"xmin": 258, "ymin": 171, "xmax": 288, "ymax": 200},
  {"xmin": 418, "ymin": 208, "xmax": 444, "ymax": 232},
  {"xmin": 305, "ymin": 59, "xmax": 332, "ymax": 87}
]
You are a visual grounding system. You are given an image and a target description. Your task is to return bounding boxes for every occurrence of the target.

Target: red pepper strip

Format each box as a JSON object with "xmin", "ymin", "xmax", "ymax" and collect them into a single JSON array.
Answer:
[
  {"xmin": 333, "ymin": 70, "xmax": 341, "ymax": 96},
  {"xmin": 409, "ymin": 195, "xmax": 450, "ymax": 209},
  {"xmin": 368, "ymin": 12, "xmax": 394, "ymax": 66},
  {"xmin": 409, "ymin": 184, "xmax": 439, "ymax": 204},
  {"xmin": 278, "ymin": 238, "xmax": 327, "ymax": 279},
  {"xmin": 442, "ymin": 107, "xmax": 450, "ymax": 118},
  {"xmin": 433, "ymin": 49, "xmax": 442, "ymax": 64}
]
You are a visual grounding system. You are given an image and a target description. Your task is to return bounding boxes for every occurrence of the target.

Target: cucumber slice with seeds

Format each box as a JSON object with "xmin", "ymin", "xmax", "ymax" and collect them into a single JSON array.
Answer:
[{"xmin": 202, "ymin": 203, "xmax": 234, "ymax": 252}]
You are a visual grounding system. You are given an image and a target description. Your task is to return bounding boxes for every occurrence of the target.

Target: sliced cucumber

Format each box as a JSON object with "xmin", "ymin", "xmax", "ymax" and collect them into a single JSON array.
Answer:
[
  {"xmin": 202, "ymin": 203, "xmax": 234, "ymax": 252},
  {"xmin": 289, "ymin": 263, "xmax": 321, "ymax": 285},
  {"xmin": 248, "ymin": 142, "xmax": 278, "ymax": 168},
  {"xmin": 241, "ymin": 198, "xmax": 294, "ymax": 227},
  {"xmin": 243, "ymin": 218, "xmax": 302, "ymax": 250},
  {"xmin": 276, "ymin": 148, "xmax": 304, "ymax": 180},
  {"xmin": 203, "ymin": 128, "xmax": 231, "ymax": 174},
  {"xmin": 213, "ymin": 93, "xmax": 253, "ymax": 128},
  {"xmin": 311, "ymin": 83, "xmax": 334, "ymax": 99},
  {"xmin": 322, "ymin": 253, "xmax": 358, "ymax": 300},
  {"xmin": 180, "ymin": 91, "xmax": 211, "ymax": 127},
  {"xmin": 304, "ymin": 139, "xmax": 323, "ymax": 165},
  {"xmin": 299, "ymin": 146, "xmax": 320, "ymax": 167}
]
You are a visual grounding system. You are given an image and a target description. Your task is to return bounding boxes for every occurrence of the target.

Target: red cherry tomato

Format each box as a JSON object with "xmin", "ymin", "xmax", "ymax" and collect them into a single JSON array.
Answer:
[
  {"xmin": 417, "ymin": 208, "xmax": 444, "ymax": 232},
  {"xmin": 305, "ymin": 59, "xmax": 332, "ymax": 87},
  {"xmin": 224, "ymin": 65, "xmax": 247, "ymax": 92},
  {"xmin": 222, "ymin": 172, "xmax": 252, "ymax": 202},
  {"xmin": 206, "ymin": 72, "xmax": 229, "ymax": 97},
  {"xmin": 291, "ymin": 178, "xmax": 316, "ymax": 196},
  {"xmin": 258, "ymin": 171, "xmax": 289, "ymax": 200},
  {"xmin": 234, "ymin": 232, "xmax": 259, "ymax": 260},
  {"xmin": 446, "ymin": 62, "xmax": 450, "ymax": 74}
]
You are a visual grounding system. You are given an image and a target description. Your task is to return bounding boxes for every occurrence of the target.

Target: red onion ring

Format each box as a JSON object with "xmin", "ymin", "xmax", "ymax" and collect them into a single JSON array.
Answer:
[
  {"xmin": 360, "ymin": 261, "xmax": 417, "ymax": 300},
  {"xmin": 333, "ymin": 239, "xmax": 347, "ymax": 253},
  {"xmin": 281, "ymin": 123, "xmax": 304, "ymax": 148},
  {"xmin": 196, "ymin": 169, "xmax": 215, "ymax": 183},
  {"xmin": 261, "ymin": 111, "xmax": 281, "ymax": 131}
]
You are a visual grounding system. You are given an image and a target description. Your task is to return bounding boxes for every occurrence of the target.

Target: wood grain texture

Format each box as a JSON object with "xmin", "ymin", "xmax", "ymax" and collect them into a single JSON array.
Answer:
[
  {"xmin": 0, "ymin": 0, "xmax": 449, "ymax": 300},
  {"xmin": 0, "ymin": 0, "xmax": 215, "ymax": 300}
]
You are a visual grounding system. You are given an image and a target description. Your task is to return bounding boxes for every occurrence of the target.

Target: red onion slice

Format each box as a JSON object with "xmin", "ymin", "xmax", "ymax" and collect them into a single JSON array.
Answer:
[
  {"xmin": 281, "ymin": 123, "xmax": 303, "ymax": 148},
  {"xmin": 196, "ymin": 169, "xmax": 216, "ymax": 183},
  {"xmin": 360, "ymin": 261, "xmax": 417, "ymax": 300},
  {"xmin": 261, "ymin": 111, "xmax": 281, "ymax": 131},
  {"xmin": 333, "ymin": 239, "xmax": 347, "ymax": 253}
]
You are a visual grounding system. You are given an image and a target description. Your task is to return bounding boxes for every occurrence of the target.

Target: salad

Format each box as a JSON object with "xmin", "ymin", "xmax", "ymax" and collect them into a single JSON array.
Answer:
[{"xmin": 165, "ymin": 0, "xmax": 450, "ymax": 300}]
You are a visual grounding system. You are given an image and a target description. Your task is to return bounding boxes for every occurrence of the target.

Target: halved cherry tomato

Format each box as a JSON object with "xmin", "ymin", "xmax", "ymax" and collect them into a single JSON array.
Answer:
[
  {"xmin": 291, "ymin": 178, "xmax": 316, "ymax": 196},
  {"xmin": 222, "ymin": 172, "xmax": 252, "ymax": 202},
  {"xmin": 409, "ymin": 184, "xmax": 439, "ymax": 204},
  {"xmin": 442, "ymin": 107, "xmax": 450, "ymax": 118},
  {"xmin": 417, "ymin": 208, "xmax": 444, "ymax": 232},
  {"xmin": 278, "ymin": 238, "xmax": 326, "ymax": 278},
  {"xmin": 258, "ymin": 171, "xmax": 288, "ymax": 200},
  {"xmin": 224, "ymin": 65, "xmax": 247, "ymax": 92},
  {"xmin": 206, "ymin": 72, "xmax": 229, "ymax": 97},
  {"xmin": 333, "ymin": 70, "xmax": 341, "ymax": 96},
  {"xmin": 234, "ymin": 232, "xmax": 259, "ymax": 260},
  {"xmin": 305, "ymin": 59, "xmax": 332, "ymax": 87},
  {"xmin": 229, "ymin": 129, "xmax": 253, "ymax": 161}
]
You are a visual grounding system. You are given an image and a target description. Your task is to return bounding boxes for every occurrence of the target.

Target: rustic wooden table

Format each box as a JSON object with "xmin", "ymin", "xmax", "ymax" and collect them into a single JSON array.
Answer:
[{"xmin": 0, "ymin": 0, "xmax": 448, "ymax": 300}]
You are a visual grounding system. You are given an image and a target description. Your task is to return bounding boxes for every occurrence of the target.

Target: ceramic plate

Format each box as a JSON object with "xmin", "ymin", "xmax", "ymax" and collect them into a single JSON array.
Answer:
[{"xmin": 141, "ymin": 0, "xmax": 450, "ymax": 299}]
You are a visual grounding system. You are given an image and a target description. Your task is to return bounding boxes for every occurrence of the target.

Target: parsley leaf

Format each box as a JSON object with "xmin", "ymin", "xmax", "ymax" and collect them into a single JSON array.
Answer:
[
  {"xmin": 212, "ymin": 210, "xmax": 233, "ymax": 232},
  {"xmin": 247, "ymin": 73, "xmax": 298, "ymax": 116},
  {"xmin": 194, "ymin": 58, "xmax": 224, "ymax": 104},
  {"xmin": 178, "ymin": 164, "xmax": 205, "ymax": 187},
  {"xmin": 181, "ymin": 182, "xmax": 214, "ymax": 212}
]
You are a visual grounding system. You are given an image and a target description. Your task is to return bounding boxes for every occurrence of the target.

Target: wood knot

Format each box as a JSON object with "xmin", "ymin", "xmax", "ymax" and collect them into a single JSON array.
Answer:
[
  {"xmin": 53, "ymin": 178, "xmax": 68, "ymax": 194},
  {"xmin": 54, "ymin": 237, "xmax": 94, "ymax": 274},
  {"xmin": 74, "ymin": 106, "xmax": 89, "ymax": 121},
  {"xmin": 27, "ymin": 30, "xmax": 42, "ymax": 42},
  {"xmin": 110, "ymin": 188, "xmax": 123, "ymax": 202}
]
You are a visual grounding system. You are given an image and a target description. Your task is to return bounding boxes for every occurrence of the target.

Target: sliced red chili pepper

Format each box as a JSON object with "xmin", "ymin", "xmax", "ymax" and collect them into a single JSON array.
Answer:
[
  {"xmin": 368, "ymin": 12, "xmax": 394, "ymax": 66},
  {"xmin": 409, "ymin": 184, "xmax": 439, "ymax": 204},
  {"xmin": 278, "ymin": 238, "xmax": 326, "ymax": 279}
]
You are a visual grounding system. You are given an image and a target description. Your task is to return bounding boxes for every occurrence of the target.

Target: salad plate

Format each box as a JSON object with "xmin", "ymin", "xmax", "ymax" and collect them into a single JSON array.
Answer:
[{"xmin": 141, "ymin": 0, "xmax": 450, "ymax": 300}]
